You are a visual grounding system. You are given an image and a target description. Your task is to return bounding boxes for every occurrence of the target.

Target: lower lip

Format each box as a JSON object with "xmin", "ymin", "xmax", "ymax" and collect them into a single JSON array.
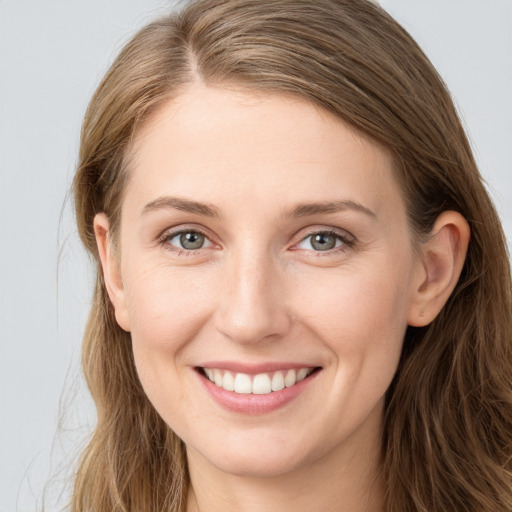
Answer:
[{"xmin": 196, "ymin": 369, "xmax": 320, "ymax": 415}]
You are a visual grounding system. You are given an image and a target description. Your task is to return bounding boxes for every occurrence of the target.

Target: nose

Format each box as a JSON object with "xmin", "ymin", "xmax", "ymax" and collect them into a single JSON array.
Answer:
[{"xmin": 214, "ymin": 247, "xmax": 292, "ymax": 345}]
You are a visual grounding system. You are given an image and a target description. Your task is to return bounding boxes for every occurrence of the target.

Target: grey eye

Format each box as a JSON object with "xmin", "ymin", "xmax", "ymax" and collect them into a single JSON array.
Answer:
[
  {"xmin": 297, "ymin": 232, "xmax": 344, "ymax": 251},
  {"xmin": 180, "ymin": 231, "xmax": 205, "ymax": 249},
  {"xmin": 168, "ymin": 231, "xmax": 211, "ymax": 250},
  {"xmin": 310, "ymin": 233, "xmax": 337, "ymax": 251}
]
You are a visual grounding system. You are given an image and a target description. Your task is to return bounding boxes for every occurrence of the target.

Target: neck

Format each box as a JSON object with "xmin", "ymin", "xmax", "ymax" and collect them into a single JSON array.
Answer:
[{"xmin": 186, "ymin": 414, "xmax": 384, "ymax": 512}]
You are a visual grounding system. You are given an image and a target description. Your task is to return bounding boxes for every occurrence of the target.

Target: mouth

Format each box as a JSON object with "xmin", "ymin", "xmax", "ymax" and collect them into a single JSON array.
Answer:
[{"xmin": 197, "ymin": 366, "xmax": 321, "ymax": 395}]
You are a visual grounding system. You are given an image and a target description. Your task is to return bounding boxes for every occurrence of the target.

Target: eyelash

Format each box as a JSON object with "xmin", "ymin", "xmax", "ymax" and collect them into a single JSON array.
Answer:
[{"xmin": 158, "ymin": 227, "xmax": 355, "ymax": 256}]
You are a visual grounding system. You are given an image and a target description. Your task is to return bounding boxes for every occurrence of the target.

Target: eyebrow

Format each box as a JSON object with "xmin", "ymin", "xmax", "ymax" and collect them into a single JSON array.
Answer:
[
  {"xmin": 141, "ymin": 196, "xmax": 220, "ymax": 218},
  {"xmin": 284, "ymin": 200, "xmax": 376, "ymax": 219},
  {"xmin": 141, "ymin": 196, "xmax": 375, "ymax": 220}
]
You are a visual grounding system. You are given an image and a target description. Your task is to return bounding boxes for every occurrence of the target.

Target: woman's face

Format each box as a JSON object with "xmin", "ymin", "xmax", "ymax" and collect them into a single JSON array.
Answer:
[{"xmin": 102, "ymin": 85, "xmax": 424, "ymax": 477}]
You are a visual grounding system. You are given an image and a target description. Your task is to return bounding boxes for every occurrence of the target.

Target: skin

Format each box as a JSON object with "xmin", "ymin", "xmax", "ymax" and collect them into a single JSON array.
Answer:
[{"xmin": 95, "ymin": 84, "xmax": 469, "ymax": 512}]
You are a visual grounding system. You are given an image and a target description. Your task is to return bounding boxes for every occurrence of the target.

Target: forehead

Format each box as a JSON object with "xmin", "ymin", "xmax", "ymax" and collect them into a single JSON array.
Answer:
[{"xmin": 124, "ymin": 84, "xmax": 404, "ymax": 221}]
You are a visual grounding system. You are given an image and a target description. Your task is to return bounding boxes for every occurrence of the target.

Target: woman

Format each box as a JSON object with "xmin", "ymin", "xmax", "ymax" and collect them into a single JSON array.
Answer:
[{"xmin": 72, "ymin": 0, "xmax": 512, "ymax": 510}]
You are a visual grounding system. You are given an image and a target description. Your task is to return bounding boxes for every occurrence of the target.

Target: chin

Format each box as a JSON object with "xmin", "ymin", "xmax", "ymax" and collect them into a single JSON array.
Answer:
[
  {"xmin": 211, "ymin": 452, "xmax": 303, "ymax": 478},
  {"xmin": 188, "ymin": 433, "xmax": 318, "ymax": 479}
]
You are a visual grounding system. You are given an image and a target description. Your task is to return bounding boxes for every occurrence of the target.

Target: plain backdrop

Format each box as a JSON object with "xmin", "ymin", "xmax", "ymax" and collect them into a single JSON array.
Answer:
[{"xmin": 0, "ymin": 1, "xmax": 511, "ymax": 510}]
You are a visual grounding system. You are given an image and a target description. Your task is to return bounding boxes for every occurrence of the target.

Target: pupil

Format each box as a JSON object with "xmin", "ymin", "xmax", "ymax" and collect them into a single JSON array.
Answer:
[
  {"xmin": 312, "ymin": 233, "xmax": 335, "ymax": 251},
  {"xmin": 180, "ymin": 232, "xmax": 204, "ymax": 249}
]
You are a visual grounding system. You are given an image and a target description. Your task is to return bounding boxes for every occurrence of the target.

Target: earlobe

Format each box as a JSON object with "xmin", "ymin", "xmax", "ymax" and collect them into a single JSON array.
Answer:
[
  {"xmin": 408, "ymin": 211, "xmax": 470, "ymax": 327},
  {"xmin": 93, "ymin": 213, "xmax": 131, "ymax": 332}
]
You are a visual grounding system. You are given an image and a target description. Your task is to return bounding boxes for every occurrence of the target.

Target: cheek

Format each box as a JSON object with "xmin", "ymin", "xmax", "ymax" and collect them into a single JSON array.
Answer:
[
  {"xmin": 122, "ymin": 263, "xmax": 216, "ymax": 397},
  {"xmin": 125, "ymin": 263, "xmax": 215, "ymax": 342},
  {"xmin": 293, "ymin": 255, "xmax": 413, "ymax": 405},
  {"xmin": 122, "ymin": 266, "xmax": 219, "ymax": 438},
  {"xmin": 291, "ymin": 263, "xmax": 411, "ymax": 436},
  {"xmin": 297, "ymin": 263, "xmax": 411, "ymax": 344}
]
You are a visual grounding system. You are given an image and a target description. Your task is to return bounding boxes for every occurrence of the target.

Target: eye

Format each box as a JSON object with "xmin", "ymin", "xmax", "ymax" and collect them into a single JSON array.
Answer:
[
  {"xmin": 163, "ymin": 230, "xmax": 213, "ymax": 251},
  {"xmin": 296, "ymin": 231, "xmax": 350, "ymax": 252}
]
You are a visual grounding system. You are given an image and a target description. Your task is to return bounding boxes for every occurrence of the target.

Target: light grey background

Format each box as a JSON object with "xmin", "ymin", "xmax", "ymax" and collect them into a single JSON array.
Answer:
[{"xmin": 0, "ymin": 1, "xmax": 511, "ymax": 510}]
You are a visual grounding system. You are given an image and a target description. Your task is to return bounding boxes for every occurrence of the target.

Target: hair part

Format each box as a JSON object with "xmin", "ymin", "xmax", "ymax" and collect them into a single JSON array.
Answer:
[{"xmin": 73, "ymin": 1, "xmax": 512, "ymax": 510}]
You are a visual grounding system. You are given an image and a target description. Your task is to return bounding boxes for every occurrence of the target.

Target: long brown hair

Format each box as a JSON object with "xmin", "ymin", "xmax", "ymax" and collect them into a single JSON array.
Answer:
[{"xmin": 72, "ymin": 1, "xmax": 512, "ymax": 510}]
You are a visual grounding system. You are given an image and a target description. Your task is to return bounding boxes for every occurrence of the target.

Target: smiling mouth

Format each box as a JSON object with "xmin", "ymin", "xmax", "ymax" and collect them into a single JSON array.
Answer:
[{"xmin": 198, "ymin": 367, "xmax": 320, "ymax": 395}]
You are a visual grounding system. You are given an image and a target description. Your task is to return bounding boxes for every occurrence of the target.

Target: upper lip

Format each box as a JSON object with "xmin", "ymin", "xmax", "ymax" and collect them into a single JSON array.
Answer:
[{"xmin": 196, "ymin": 361, "xmax": 321, "ymax": 375}]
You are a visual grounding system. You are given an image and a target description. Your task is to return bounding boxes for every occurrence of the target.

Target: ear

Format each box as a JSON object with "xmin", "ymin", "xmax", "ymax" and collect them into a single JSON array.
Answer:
[
  {"xmin": 94, "ymin": 213, "xmax": 131, "ymax": 332},
  {"xmin": 408, "ymin": 211, "xmax": 470, "ymax": 327}
]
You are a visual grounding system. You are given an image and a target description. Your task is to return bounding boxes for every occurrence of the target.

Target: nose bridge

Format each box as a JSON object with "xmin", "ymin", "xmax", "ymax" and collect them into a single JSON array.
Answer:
[{"xmin": 215, "ymin": 241, "xmax": 290, "ymax": 344}]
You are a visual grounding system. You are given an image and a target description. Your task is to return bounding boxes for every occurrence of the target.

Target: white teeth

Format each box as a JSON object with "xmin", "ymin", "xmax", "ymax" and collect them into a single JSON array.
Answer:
[
  {"xmin": 284, "ymin": 369, "xmax": 296, "ymax": 388},
  {"xmin": 296, "ymin": 368, "xmax": 309, "ymax": 382},
  {"xmin": 234, "ymin": 373, "xmax": 252, "ymax": 394},
  {"xmin": 214, "ymin": 369, "xmax": 223, "ymax": 387},
  {"xmin": 203, "ymin": 367, "xmax": 315, "ymax": 395},
  {"xmin": 252, "ymin": 373, "xmax": 272, "ymax": 395},
  {"xmin": 223, "ymin": 371, "xmax": 235, "ymax": 391},
  {"xmin": 271, "ymin": 371, "xmax": 285, "ymax": 391}
]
